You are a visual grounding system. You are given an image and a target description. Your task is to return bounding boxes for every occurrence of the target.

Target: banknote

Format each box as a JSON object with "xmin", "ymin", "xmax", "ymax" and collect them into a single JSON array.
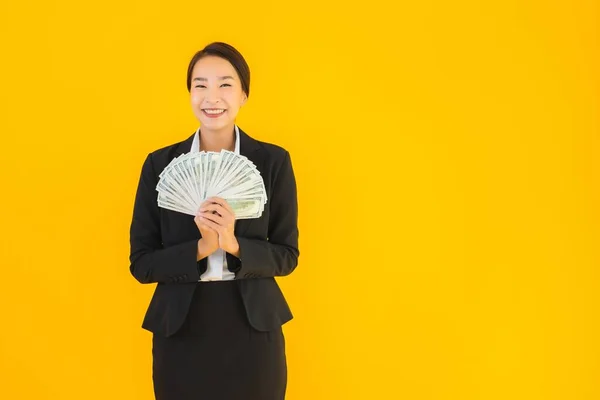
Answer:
[{"xmin": 155, "ymin": 150, "xmax": 267, "ymax": 219}]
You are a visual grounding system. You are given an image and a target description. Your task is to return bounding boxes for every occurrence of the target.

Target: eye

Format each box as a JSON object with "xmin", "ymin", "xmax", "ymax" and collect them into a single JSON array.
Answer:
[
  {"xmin": 221, "ymin": 83, "xmax": 231, "ymax": 87},
  {"xmin": 194, "ymin": 85, "xmax": 206, "ymax": 88}
]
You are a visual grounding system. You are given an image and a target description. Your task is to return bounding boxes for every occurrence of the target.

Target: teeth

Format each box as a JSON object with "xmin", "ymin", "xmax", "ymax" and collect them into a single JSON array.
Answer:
[{"xmin": 204, "ymin": 109, "xmax": 225, "ymax": 114}]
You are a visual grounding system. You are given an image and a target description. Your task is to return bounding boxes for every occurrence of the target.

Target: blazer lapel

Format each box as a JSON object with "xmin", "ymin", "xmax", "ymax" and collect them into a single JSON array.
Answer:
[
  {"xmin": 174, "ymin": 131, "xmax": 196, "ymax": 156},
  {"xmin": 234, "ymin": 126, "xmax": 263, "ymax": 238},
  {"xmin": 173, "ymin": 126, "xmax": 263, "ymax": 238}
]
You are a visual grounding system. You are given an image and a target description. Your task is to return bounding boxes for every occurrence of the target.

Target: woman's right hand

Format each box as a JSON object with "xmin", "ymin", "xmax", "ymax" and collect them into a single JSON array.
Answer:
[{"xmin": 194, "ymin": 200, "xmax": 219, "ymax": 255}]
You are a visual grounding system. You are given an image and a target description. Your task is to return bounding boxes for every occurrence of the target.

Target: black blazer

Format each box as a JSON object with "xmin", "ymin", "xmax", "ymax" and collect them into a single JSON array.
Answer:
[{"xmin": 129, "ymin": 126, "xmax": 299, "ymax": 337}]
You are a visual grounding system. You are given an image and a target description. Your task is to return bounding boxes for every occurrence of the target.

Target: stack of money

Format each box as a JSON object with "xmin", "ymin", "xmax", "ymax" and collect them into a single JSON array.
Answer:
[{"xmin": 155, "ymin": 150, "xmax": 267, "ymax": 219}]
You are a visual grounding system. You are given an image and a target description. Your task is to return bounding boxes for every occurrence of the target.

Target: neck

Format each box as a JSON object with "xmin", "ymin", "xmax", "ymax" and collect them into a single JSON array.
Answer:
[{"xmin": 199, "ymin": 124, "xmax": 236, "ymax": 152}]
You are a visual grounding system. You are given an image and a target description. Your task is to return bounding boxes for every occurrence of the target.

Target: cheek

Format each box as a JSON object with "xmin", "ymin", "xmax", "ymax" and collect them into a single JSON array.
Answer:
[
  {"xmin": 224, "ymin": 92, "xmax": 243, "ymax": 106},
  {"xmin": 225, "ymin": 97, "xmax": 241, "ymax": 109},
  {"xmin": 190, "ymin": 94, "xmax": 202, "ymax": 104}
]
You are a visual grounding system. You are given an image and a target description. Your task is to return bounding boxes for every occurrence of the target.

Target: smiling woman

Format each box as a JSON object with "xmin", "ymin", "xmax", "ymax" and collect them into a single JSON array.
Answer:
[{"xmin": 129, "ymin": 42, "xmax": 299, "ymax": 400}]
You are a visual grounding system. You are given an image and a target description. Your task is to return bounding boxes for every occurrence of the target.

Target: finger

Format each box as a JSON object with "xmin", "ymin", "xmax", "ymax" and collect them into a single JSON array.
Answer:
[
  {"xmin": 218, "ymin": 199, "xmax": 235, "ymax": 216},
  {"xmin": 196, "ymin": 207, "xmax": 222, "ymax": 219},
  {"xmin": 197, "ymin": 220, "xmax": 213, "ymax": 230},
  {"xmin": 198, "ymin": 203, "xmax": 221, "ymax": 213},
  {"xmin": 199, "ymin": 216, "xmax": 220, "ymax": 232},
  {"xmin": 200, "ymin": 212, "xmax": 224, "ymax": 226},
  {"xmin": 205, "ymin": 196, "xmax": 230, "ymax": 211},
  {"xmin": 197, "ymin": 198, "xmax": 218, "ymax": 212},
  {"xmin": 204, "ymin": 197, "xmax": 235, "ymax": 220},
  {"xmin": 199, "ymin": 203, "xmax": 231, "ymax": 218},
  {"xmin": 204, "ymin": 213, "xmax": 234, "ymax": 232},
  {"xmin": 194, "ymin": 215, "xmax": 210, "ymax": 229}
]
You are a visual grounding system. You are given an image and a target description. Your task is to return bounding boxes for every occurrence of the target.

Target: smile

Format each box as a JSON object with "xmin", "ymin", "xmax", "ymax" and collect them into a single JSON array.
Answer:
[{"xmin": 202, "ymin": 109, "xmax": 226, "ymax": 118}]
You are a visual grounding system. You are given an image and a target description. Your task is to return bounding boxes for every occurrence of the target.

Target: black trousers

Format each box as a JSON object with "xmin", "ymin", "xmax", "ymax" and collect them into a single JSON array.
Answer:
[{"xmin": 152, "ymin": 280, "xmax": 287, "ymax": 400}]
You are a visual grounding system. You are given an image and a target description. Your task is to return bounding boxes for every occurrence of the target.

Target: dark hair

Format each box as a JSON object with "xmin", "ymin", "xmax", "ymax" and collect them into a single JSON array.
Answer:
[{"xmin": 186, "ymin": 42, "xmax": 250, "ymax": 97}]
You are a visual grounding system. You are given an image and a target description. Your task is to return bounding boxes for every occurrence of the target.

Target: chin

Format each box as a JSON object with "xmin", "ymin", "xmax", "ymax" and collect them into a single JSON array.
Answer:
[{"xmin": 200, "ymin": 119, "xmax": 231, "ymax": 130}]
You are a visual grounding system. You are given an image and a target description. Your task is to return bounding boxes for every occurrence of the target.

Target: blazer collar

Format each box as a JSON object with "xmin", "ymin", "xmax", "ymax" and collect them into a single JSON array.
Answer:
[{"xmin": 174, "ymin": 125, "xmax": 260, "ymax": 156}]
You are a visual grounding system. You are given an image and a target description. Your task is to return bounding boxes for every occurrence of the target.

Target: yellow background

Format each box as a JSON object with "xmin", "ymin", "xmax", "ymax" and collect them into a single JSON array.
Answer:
[{"xmin": 1, "ymin": 1, "xmax": 598, "ymax": 399}]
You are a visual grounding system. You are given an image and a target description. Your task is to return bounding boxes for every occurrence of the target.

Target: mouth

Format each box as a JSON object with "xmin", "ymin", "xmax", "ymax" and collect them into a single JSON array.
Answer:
[{"xmin": 202, "ymin": 108, "xmax": 226, "ymax": 118}]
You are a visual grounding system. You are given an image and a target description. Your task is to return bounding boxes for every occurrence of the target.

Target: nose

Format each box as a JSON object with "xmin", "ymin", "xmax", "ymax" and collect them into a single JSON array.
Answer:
[{"xmin": 205, "ymin": 87, "xmax": 221, "ymax": 104}]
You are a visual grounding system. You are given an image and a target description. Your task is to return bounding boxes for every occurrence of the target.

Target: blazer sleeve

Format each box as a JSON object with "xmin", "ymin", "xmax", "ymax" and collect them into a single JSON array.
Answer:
[
  {"xmin": 226, "ymin": 150, "xmax": 300, "ymax": 279},
  {"xmin": 129, "ymin": 153, "xmax": 206, "ymax": 284}
]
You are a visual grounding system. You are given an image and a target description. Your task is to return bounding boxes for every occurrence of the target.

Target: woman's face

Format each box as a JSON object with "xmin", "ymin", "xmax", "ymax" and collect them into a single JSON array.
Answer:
[{"xmin": 190, "ymin": 55, "xmax": 247, "ymax": 132}]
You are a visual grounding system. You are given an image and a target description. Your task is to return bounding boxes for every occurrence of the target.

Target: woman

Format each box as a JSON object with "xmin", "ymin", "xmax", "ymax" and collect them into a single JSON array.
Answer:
[{"xmin": 129, "ymin": 42, "xmax": 299, "ymax": 400}]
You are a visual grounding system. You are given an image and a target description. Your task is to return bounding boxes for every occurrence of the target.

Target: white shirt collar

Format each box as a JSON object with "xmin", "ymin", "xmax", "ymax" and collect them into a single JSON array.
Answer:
[{"xmin": 190, "ymin": 125, "xmax": 240, "ymax": 155}]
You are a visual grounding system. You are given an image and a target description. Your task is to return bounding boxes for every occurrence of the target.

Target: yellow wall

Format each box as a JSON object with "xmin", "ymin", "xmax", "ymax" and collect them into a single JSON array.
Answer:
[{"xmin": 1, "ymin": 1, "xmax": 598, "ymax": 399}]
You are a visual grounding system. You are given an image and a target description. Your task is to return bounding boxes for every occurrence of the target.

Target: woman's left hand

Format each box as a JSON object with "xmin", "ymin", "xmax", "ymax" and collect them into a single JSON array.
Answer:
[{"xmin": 197, "ymin": 197, "xmax": 240, "ymax": 256}]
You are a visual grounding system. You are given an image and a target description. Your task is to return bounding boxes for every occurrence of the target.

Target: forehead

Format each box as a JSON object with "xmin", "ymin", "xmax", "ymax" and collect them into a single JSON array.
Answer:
[{"xmin": 192, "ymin": 56, "xmax": 237, "ymax": 79}]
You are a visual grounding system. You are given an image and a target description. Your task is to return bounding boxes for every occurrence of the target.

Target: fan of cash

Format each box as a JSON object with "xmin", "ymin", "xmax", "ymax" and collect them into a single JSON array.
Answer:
[{"xmin": 156, "ymin": 150, "xmax": 267, "ymax": 219}]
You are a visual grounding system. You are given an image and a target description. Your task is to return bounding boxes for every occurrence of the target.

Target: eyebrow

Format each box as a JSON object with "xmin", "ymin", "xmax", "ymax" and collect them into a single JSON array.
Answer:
[{"xmin": 193, "ymin": 76, "xmax": 235, "ymax": 82}]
